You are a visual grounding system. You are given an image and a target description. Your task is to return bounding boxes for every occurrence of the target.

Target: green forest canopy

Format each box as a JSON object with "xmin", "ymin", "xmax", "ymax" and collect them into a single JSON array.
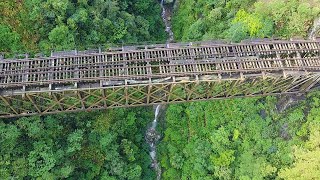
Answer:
[
  {"xmin": 0, "ymin": 0, "xmax": 166, "ymax": 54},
  {"xmin": 172, "ymin": 0, "xmax": 320, "ymax": 41},
  {"xmin": 1, "ymin": 0, "xmax": 320, "ymax": 179}
]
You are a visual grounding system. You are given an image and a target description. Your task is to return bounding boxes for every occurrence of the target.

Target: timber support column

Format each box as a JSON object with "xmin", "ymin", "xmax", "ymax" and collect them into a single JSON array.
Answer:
[{"xmin": 49, "ymin": 58, "xmax": 55, "ymax": 95}]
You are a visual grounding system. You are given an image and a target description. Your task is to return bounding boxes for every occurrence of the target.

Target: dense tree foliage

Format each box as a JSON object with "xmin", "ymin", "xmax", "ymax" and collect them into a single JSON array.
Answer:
[
  {"xmin": 0, "ymin": 24, "xmax": 22, "ymax": 53},
  {"xmin": 158, "ymin": 93, "xmax": 320, "ymax": 179},
  {"xmin": 172, "ymin": 0, "xmax": 320, "ymax": 42},
  {"xmin": 0, "ymin": 0, "xmax": 166, "ymax": 54},
  {"xmin": 0, "ymin": 108, "xmax": 156, "ymax": 179},
  {"xmin": 0, "ymin": 1, "xmax": 167, "ymax": 178},
  {"xmin": 1, "ymin": 0, "xmax": 320, "ymax": 179}
]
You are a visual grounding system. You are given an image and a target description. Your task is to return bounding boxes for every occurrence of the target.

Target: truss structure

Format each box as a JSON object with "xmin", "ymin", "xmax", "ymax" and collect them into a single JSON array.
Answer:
[{"xmin": 1, "ymin": 39, "xmax": 320, "ymax": 118}]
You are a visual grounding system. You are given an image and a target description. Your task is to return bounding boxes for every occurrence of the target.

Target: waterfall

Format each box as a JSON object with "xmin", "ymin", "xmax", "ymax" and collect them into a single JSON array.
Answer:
[
  {"xmin": 151, "ymin": 105, "xmax": 161, "ymax": 128},
  {"xmin": 144, "ymin": 1, "xmax": 175, "ymax": 179},
  {"xmin": 145, "ymin": 105, "xmax": 162, "ymax": 180}
]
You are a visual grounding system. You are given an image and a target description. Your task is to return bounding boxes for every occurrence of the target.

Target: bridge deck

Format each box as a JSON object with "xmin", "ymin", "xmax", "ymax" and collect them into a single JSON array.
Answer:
[
  {"xmin": 2, "ymin": 39, "xmax": 320, "ymax": 92},
  {"xmin": 1, "ymin": 39, "xmax": 320, "ymax": 118}
]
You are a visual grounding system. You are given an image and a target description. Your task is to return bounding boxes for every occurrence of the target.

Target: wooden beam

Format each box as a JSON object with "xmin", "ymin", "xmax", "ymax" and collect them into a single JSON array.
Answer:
[{"xmin": 26, "ymin": 94, "xmax": 41, "ymax": 113}]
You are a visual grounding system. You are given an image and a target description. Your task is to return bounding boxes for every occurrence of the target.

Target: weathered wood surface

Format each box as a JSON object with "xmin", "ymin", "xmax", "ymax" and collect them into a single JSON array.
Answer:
[{"xmin": 1, "ymin": 39, "xmax": 320, "ymax": 118}]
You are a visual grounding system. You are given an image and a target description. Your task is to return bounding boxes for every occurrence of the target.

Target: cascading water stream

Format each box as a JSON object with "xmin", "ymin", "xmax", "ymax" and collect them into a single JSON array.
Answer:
[
  {"xmin": 145, "ymin": 105, "xmax": 162, "ymax": 180},
  {"xmin": 160, "ymin": 0, "xmax": 174, "ymax": 42},
  {"xmin": 309, "ymin": 17, "xmax": 320, "ymax": 40},
  {"xmin": 145, "ymin": 1, "xmax": 175, "ymax": 179},
  {"xmin": 152, "ymin": 105, "xmax": 161, "ymax": 129}
]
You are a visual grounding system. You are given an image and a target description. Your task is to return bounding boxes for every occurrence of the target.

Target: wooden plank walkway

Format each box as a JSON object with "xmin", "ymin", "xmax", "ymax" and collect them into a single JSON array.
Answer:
[{"xmin": 0, "ymin": 39, "xmax": 320, "ymax": 118}]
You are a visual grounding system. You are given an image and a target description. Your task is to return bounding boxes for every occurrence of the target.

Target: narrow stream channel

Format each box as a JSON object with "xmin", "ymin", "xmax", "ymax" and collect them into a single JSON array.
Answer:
[
  {"xmin": 145, "ymin": 1, "xmax": 175, "ymax": 179},
  {"xmin": 309, "ymin": 17, "xmax": 320, "ymax": 39},
  {"xmin": 160, "ymin": 0, "xmax": 174, "ymax": 42},
  {"xmin": 145, "ymin": 105, "xmax": 161, "ymax": 180}
]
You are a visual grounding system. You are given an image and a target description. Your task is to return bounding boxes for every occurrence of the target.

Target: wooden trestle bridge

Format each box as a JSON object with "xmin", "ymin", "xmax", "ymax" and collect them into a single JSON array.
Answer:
[{"xmin": 1, "ymin": 39, "xmax": 320, "ymax": 118}]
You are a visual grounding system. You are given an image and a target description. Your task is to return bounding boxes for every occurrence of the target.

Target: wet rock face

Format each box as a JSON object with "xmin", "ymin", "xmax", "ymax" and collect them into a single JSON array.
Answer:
[
  {"xmin": 280, "ymin": 123, "xmax": 291, "ymax": 140},
  {"xmin": 160, "ymin": 0, "xmax": 174, "ymax": 42},
  {"xmin": 260, "ymin": 109, "xmax": 267, "ymax": 119},
  {"xmin": 145, "ymin": 105, "xmax": 162, "ymax": 180},
  {"xmin": 309, "ymin": 17, "xmax": 320, "ymax": 39},
  {"xmin": 164, "ymin": 0, "xmax": 174, "ymax": 4},
  {"xmin": 276, "ymin": 94, "xmax": 305, "ymax": 113},
  {"xmin": 145, "ymin": 128, "xmax": 161, "ymax": 145}
]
